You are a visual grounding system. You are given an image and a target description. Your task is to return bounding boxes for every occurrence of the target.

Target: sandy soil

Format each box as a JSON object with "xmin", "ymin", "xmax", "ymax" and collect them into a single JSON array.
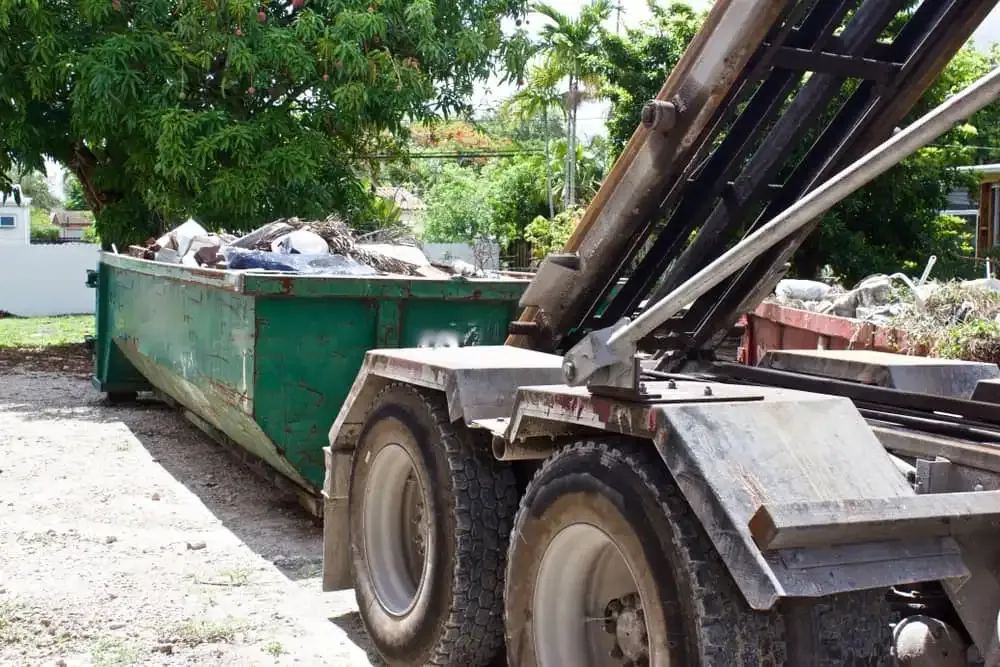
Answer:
[{"xmin": 0, "ymin": 361, "xmax": 383, "ymax": 666}]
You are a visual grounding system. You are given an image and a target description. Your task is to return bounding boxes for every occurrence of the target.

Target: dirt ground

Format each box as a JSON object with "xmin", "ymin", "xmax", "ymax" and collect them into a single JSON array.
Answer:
[{"xmin": 0, "ymin": 351, "xmax": 382, "ymax": 666}]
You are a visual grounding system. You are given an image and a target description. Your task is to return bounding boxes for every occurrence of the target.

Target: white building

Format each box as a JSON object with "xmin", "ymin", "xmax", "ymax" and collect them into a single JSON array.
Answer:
[
  {"xmin": 50, "ymin": 210, "xmax": 94, "ymax": 240},
  {"xmin": 0, "ymin": 189, "xmax": 32, "ymax": 246}
]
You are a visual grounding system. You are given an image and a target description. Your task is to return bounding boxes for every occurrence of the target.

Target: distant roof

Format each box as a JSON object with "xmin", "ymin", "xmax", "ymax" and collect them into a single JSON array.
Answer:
[
  {"xmin": 956, "ymin": 164, "xmax": 1000, "ymax": 175},
  {"xmin": 51, "ymin": 210, "xmax": 93, "ymax": 228},
  {"xmin": 375, "ymin": 186, "xmax": 426, "ymax": 211}
]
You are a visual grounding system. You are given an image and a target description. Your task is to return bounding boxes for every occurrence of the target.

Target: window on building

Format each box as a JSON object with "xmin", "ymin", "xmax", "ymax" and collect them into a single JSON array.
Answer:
[{"xmin": 0, "ymin": 215, "xmax": 15, "ymax": 228}]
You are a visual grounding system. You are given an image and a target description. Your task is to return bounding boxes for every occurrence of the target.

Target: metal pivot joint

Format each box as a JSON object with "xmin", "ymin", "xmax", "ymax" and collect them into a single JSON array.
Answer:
[
  {"xmin": 641, "ymin": 100, "xmax": 677, "ymax": 133},
  {"xmin": 561, "ymin": 64, "xmax": 1000, "ymax": 391}
]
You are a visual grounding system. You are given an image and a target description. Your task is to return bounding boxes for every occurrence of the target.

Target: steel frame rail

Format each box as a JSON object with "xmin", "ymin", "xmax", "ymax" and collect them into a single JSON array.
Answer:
[{"xmin": 520, "ymin": 0, "xmax": 998, "ymax": 368}]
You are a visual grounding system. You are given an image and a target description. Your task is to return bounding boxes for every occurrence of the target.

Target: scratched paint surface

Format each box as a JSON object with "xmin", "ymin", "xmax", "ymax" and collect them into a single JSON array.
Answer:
[
  {"xmin": 95, "ymin": 255, "xmax": 526, "ymax": 493},
  {"xmin": 108, "ymin": 265, "xmax": 255, "ymax": 404}
]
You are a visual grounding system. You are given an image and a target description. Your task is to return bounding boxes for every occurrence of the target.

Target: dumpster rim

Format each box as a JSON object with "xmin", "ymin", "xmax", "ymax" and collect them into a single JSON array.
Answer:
[{"xmin": 99, "ymin": 252, "xmax": 531, "ymax": 300}]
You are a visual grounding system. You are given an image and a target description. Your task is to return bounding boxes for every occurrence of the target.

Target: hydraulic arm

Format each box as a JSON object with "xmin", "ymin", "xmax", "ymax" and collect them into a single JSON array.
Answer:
[
  {"xmin": 508, "ymin": 0, "xmax": 1000, "ymax": 374},
  {"xmin": 562, "ymin": 63, "xmax": 1000, "ymax": 389}
]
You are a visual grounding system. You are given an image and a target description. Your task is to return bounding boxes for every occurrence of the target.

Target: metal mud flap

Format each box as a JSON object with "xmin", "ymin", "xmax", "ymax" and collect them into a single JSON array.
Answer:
[{"xmin": 649, "ymin": 388, "xmax": 1000, "ymax": 611}]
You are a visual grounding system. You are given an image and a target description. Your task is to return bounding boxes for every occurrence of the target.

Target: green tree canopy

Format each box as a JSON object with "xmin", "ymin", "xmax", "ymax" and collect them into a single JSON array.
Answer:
[
  {"xmin": 63, "ymin": 172, "xmax": 89, "ymax": 211},
  {"xmin": 421, "ymin": 162, "xmax": 498, "ymax": 242},
  {"xmin": 797, "ymin": 44, "xmax": 995, "ymax": 282},
  {"xmin": 419, "ymin": 137, "xmax": 604, "ymax": 252},
  {"xmin": 599, "ymin": 0, "xmax": 703, "ymax": 159},
  {"xmin": 0, "ymin": 0, "xmax": 530, "ymax": 246},
  {"xmin": 6, "ymin": 166, "xmax": 59, "ymax": 211},
  {"xmin": 531, "ymin": 0, "xmax": 611, "ymax": 207}
]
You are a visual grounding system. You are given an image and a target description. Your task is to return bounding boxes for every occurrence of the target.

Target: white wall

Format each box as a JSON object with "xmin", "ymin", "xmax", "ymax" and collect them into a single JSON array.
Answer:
[
  {"xmin": 423, "ymin": 241, "xmax": 501, "ymax": 270},
  {"xmin": 0, "ymin": 244, "xmax": 99, "ymax": 316},
  {"xmin": 0, "ymin": 202, "xmax": 31, "ymax": 246}
]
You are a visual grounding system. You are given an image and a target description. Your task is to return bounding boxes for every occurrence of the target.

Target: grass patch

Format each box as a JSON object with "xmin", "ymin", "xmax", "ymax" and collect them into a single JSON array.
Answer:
[
  {"xmin": 171, "ymin": 617, "xmax": 241, "ymax": 646},
  {"xmin": 191, "ymin": 565, "xmax": 256, "ymax": 588},
  {"xmin": 91, "ymin": 636, "xmax": 141, "ymax": 667},
  {"xmin": 217, "ymin": 566, "xmax": 255, "ymax": 587},
  {"xmin": 263, "ymin": 640, "xmax": 285, "ymax": 657},
  {"xmin": 0, "ymin": 315, "xmax": 94, "ymax": 348},
  {"xmin": 891, "ymin": 281, "xmax": 1000, "ymax": 362},
  {"xmin": 0, "ymin": 601, "xmax": 26, "ymax": 644}
]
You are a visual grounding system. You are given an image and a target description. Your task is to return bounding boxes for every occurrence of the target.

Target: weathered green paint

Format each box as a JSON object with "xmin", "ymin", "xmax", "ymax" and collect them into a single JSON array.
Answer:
[
  {"xmin": 93, "ymin": 253, "xmax": 528, "ymax": 493},
  {"xmin": 93, "ymin": 262, "xmax": 154, "ymax": 395}
]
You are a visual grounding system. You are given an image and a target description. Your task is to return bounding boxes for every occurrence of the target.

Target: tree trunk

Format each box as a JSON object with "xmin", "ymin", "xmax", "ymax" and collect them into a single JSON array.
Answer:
[
  {"xmin": 69, "ymin": 142, "xmax": 106, "ymax": 216},
  {"xmin": 544, "ymin": 108, "xmax": 555, "ymax": 218},
  {"xmin": 565, "ymin": 72, "xmax": 577, "ymax": 209}
]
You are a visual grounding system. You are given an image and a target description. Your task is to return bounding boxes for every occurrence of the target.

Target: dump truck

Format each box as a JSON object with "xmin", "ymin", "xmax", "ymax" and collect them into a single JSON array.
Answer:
[{"xmin": 319, "ymin": 1, "xmax": 1000, "ymax": 665}]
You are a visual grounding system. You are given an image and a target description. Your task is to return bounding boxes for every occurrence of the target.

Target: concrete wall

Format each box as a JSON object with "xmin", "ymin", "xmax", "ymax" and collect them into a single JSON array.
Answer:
[
  {"xmin": 0, "ymin": 202, "xmax": 31, "ymax": 246},
  {"xmin": 423, "ymin": 241, "xmax": 501, "ymax": 270},
  {"xmin": 0, "ymin": 243, "xmax": 98, "ymax": 316}
]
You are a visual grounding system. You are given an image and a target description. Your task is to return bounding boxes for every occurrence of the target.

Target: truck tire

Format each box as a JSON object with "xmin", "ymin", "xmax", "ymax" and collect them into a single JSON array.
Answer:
[
  {"xmin": 504, "ymin": 439, "xmax": 893, "ymax": 666},
  {"xmin": 349, "ymin": 383, "xmax": 517, "ymax": 667}
]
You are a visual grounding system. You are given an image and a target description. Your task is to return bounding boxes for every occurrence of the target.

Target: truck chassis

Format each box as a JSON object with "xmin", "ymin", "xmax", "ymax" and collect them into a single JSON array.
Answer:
[{"xmin": 320, "ymin": 0, "xmax": 1000, "ymax": 664}]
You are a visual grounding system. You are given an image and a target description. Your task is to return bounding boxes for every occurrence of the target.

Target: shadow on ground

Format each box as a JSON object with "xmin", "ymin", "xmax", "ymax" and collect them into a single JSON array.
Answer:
[
  {"xmin": 330, "ymin": 612, "xmax": 386, "ymax": 666},
  {"xmin": 2, "ymin": 363, "xmax": 515, "ymax": 666},
  {"xmin": 1, "ymin": 371, "xmax": 323, "ymax": 582},
  {"xmin": 327, "ymin": 610, "xmax": 507, "ymax": 667},
  {"xmin": 2, "ymin": 364, "xmax": 390, "ymax": 662}
]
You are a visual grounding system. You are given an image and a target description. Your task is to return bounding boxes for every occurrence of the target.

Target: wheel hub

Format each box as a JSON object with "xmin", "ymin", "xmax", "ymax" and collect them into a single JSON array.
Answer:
[
  {"xmin": 604, "ymin": 593, "xmax": 649, "ymax": 666},
  {"xmin": 363, "ymin": 443, "xmax": 430, "ymax": 616},
  {"xmin": 532, "ymin": 522, "xmax": 655, "ymax": 667}
]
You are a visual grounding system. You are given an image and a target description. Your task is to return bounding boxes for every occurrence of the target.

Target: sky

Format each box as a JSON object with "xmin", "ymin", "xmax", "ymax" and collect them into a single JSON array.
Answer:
[{"xmin": 42, "ymin": 1, "xmax": 1000, "ymax": 200}]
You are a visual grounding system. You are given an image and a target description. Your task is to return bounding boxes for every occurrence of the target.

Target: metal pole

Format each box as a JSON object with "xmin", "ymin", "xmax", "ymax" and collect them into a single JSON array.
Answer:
[{"xmin": 605, "ymin": 65, "xmax": 1000, "ymax": 357}]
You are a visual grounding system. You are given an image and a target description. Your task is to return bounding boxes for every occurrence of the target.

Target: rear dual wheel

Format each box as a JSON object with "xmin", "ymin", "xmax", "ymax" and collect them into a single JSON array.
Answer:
[
  {"xmin": 349, "ymin": 384, "xmax": 518, "ymax": 667},
  {"xmin": 505, "ymin": 439, "xmax": 895, "ymax": 667}
]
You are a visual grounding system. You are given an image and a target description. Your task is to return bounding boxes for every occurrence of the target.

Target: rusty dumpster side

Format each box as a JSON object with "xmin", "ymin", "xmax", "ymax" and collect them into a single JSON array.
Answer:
[{"xmin": 739, "ymin": 302, "xmax": 927, "ymax": 366}]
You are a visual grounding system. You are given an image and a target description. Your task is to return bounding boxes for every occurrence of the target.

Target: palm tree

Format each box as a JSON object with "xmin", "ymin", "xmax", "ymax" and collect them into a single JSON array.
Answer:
[
  {"xmin": 507, "ymin": 64, "xmax": 564, "ymax": 218},
  {"xmin": 533, "ymin": 0, "xmax": 612, "ymax": 208}
]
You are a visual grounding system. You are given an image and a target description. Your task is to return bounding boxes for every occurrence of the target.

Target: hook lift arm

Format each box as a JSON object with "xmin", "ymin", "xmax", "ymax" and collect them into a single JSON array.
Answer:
[{"xmin": 561, "ymin": 64, "xmax": 1000, "ymax": 393}]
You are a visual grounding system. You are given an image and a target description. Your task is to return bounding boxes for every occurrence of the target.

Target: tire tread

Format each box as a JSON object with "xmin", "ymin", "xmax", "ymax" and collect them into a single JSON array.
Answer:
[
  {"xmin": 508, "ymin": 438, "xmax": 893, "ymax": 666},
  {"xmin": 364, "ymin": 383, "xmax": 517, "ymax": 667}
]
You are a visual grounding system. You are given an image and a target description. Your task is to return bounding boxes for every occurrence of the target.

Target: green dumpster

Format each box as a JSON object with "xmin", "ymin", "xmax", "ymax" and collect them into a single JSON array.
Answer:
[{"xmin": 92, "ymin": 252, "xmax": 528, "ymax": 498}]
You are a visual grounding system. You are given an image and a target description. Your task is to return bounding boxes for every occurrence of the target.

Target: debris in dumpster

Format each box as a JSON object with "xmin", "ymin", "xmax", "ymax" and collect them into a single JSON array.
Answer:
[
  {"xmin": 773, "ymin": 274, "xmax": 911, "ymax": 322},
  {"xmin": 154, "ymin": 247, "xmax": 180, "ymax": 264},
  {"xmin": 140, "ymin": 214, "xmax": 516, "ymax": 279},
  {"xmin": 415, "ymin": 265, "xmax": 452, "ymax": 279},
  {"xmin": 769, "ymin": 274, "xmax": 1000, "ymax": 364},
  {"xmin": 271, "ymin": 229, "xmax": 330, "ymax": 255},
  {"xmin": 229, "ymin": 221, "xmax": 295, "ymax": 250},
  {"xmin": 356, "ymin": 243, "xmax": 430, "ymax": 268},
  {"xmin": 128, "ymin": 245, "xmax": 154, "ymax": 260},
  {"xmin": 223, "ymin": 247, "xmax": 378, "ymax": 276},
  {"xmin": 186, "ymin": 234, "xmax": 224, "ymax": 266},
  {"xmin": 173, "ymin": 219, "xmax": 210, "ymax": 256}
]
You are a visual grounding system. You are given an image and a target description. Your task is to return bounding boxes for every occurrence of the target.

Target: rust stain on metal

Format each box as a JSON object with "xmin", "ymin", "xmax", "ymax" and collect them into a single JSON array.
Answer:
[
  {"xmin": 731, "ymin": 461, "xmax": 769, "ymax": 510},
  {"xmin": 551, "ymin": 392, "xmax": 584, "ymax": 417},
  {"xmin": 592, "ymin": 397, "xmax": 612, "ymax": 424},
  {"xmin": 208, "ymin": 378, "xmax": 251, "ymax": 407}
]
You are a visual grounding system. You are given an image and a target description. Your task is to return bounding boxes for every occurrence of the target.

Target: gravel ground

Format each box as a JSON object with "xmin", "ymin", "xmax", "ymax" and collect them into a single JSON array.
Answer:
[{"xmin": 0, "ymin": 365, "xmax": 382, "ymax": 667}]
